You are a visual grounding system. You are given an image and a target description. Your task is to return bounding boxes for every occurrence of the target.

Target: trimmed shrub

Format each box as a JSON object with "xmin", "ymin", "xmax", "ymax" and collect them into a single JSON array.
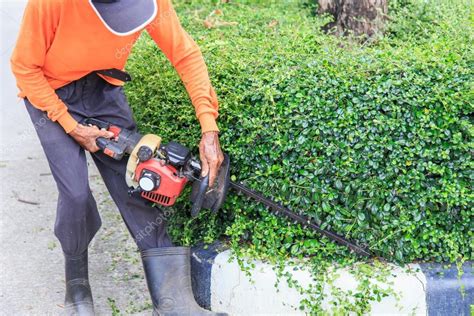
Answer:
[{"xmin": 126, "ymin": 0, "xmax": 473, "ymax": 264}]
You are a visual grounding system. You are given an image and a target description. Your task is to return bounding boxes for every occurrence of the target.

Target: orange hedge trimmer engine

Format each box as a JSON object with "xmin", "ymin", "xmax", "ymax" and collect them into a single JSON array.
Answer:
[
  {"xmin": 81, "ymin": 118, "xmax": 230, "ymax": 217},
  {"xmin": 133, "ymin": 157, "xmax": 187, "ymax": 206},
  {"xmin": 127, "ymin": 139, "xmax": 230, "ymax": 217}
]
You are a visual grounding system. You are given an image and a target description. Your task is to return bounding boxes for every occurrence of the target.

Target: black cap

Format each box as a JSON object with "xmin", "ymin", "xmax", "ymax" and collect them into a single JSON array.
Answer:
[{"xmin": 89, "ymin": 0, "xmax": 157, "ymax": 36}]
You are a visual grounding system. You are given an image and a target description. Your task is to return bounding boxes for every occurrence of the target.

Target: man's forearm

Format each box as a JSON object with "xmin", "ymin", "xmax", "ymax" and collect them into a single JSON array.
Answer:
[
  {"xmin": 146, "ymin": 0, "xmax": 219, "ymax": 133},
  {"xmin": 176, "ymin": 50, "xmax": 219, "ymax": 133}
]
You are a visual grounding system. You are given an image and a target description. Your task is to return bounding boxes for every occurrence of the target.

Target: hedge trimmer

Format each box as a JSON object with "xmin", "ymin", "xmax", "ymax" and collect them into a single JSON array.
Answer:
[{"xmin": 82, "ymin": 117, "xmax": 371, "ymax": 257}]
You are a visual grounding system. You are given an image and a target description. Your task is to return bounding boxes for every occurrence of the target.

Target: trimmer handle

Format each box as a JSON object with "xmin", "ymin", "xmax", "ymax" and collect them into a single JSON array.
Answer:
[
  {"xmin": 190, "ymin": 175, "xmax": 209, "ymax": 217},
  {"xmin": 189, "ymin": 154, "xmax": 230, "ymax": 216},
  {"xmin": 80, "ymin": 117, "xmax": 122, "ymax": 138},
  {"xmin": 80, "ymin": 118, "xmax": 125, "ymax": 160},
  {"xmin": 95, "ymin": 137, "xmax": 126, "ymax": 160}
]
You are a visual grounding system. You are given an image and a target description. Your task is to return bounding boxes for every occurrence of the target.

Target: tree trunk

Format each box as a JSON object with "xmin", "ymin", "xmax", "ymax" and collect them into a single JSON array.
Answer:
[{"xmin": 317, "ymin": 0, "xmax": 388, "ymax": 38}]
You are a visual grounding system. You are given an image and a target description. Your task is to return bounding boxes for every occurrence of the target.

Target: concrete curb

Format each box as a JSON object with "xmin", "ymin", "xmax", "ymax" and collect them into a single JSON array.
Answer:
[{"xmin": 190, "ymin": 245, "xmax": 473, "ymax": 315}]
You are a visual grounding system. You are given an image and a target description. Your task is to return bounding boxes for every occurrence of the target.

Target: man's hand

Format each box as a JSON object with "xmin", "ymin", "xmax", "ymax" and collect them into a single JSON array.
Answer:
[
  {"xmin": 69, "ymin": 124, "xmax": 114, "ymax": 153},
  {"xmin": 199, "ymin": 131, "xmax": 224, "ymax": 187}
]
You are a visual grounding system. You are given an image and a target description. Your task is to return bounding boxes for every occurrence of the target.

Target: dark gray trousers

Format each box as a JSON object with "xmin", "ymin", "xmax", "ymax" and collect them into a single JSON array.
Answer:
[{"xmin": 25, "ymin": 73, "xmax": 173, "ymax": 256}]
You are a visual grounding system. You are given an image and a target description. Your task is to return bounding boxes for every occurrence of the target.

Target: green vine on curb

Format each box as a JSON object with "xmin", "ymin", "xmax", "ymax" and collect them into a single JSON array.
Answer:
[{"xmin": 225, "ymin": 208, "xmax": 402, "ymax": 315}]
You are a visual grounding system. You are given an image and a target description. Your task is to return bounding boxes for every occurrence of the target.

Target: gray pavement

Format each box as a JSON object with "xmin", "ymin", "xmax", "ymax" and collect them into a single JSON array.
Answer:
[{"xmin": 1, "ymin": 1, "xmax": 150, "ymax": 315}]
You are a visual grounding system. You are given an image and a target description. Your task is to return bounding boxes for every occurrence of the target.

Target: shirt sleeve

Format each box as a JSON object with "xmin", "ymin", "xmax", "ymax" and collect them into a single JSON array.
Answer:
[
  {"xmin": 146, "ymin": 0, "xmax": 219, "ymax": 133},
  {"xmin": 10, "ymin": 0, "xmax": 78, "ymax": 133}
]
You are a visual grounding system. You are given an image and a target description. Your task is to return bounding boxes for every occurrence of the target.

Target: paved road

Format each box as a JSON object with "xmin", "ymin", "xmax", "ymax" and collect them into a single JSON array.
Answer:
[{"xmin": 0, "ymin": 1, "xmax": 149, "ymax": 315}]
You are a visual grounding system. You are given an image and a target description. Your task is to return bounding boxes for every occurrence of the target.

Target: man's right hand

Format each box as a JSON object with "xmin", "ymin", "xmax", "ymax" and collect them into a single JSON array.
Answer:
[{"xmin": 69, "ymin": 124, "xmax": 115, "ymax": 153}]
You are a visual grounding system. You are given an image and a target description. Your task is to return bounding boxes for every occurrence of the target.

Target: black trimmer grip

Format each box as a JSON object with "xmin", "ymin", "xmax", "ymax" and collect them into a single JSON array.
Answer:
[
  {"xmin": 96, "ymin": 137, "xmax": 125, "ymax": 160},
  {"xmin": 190, "ymin": 175, "xmax": 209, "ymax": 217},
  {"xmin": 96, "ymin": 137, "xmax": 109, "ymax": 150}
]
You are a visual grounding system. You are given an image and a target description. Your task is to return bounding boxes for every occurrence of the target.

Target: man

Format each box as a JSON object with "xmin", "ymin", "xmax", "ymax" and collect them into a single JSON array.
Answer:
[{"xmin": 10, "ymin": 0, "xmax": 225, "ymax": 315}]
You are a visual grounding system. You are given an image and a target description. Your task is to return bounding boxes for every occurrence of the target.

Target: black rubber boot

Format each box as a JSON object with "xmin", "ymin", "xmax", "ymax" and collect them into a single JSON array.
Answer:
[
  {"xmin": 64, "ymin": 251, "xmax": 95, "ymax": 315},
  {"xmin": 141, "ymin": 247, "xmax": 227, "ymax": 316}
]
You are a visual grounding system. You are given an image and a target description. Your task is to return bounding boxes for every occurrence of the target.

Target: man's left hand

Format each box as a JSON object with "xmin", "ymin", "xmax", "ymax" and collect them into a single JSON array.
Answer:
[{"xmin": 199, "ymin": 131, "xmax": 224, "ymax": 187}]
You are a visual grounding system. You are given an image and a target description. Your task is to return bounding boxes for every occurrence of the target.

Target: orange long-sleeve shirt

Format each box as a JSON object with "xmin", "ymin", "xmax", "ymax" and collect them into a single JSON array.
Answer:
[{"xmin": 11, "ymin": 0, "xmax": 219, "ymax": 134}]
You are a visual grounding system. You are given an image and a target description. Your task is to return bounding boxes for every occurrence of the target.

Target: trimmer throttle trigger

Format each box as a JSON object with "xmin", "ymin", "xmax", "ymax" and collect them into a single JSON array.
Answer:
[{"xmin": 108, "ymin": 125, "xmax": 122, "ymax": 138}]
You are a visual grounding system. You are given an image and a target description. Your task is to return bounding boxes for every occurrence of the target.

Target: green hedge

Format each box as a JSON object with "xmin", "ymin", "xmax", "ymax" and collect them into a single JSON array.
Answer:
[{"xmin": 126, "ymin": 0, "xmax": 473, "ymax": 264}]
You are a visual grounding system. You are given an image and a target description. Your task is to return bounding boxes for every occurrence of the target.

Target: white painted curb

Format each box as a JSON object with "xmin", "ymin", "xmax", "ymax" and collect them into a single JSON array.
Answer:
[{"xmin": 209, "ymin": 250, "xmax": 427, "ymax": 315}]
